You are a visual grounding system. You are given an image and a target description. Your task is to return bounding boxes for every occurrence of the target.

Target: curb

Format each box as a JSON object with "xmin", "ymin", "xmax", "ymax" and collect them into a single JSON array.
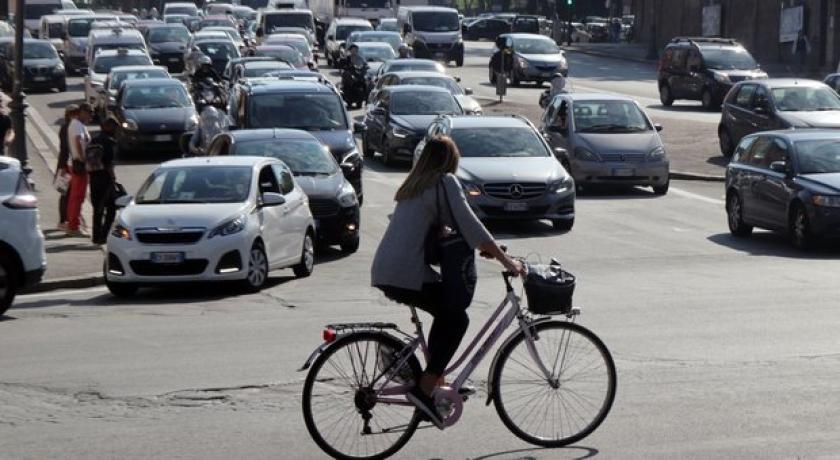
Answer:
[
  {"xmin": 564, "ymin": 47, "xmax": 655, "ymax": 65},
  {"xmin": 670, "ymin": 171, "xmax": 725, "ymax": 182},
  {"xmin": 21, "ymin": 273, "xmax": 104, "ymax": 295}
]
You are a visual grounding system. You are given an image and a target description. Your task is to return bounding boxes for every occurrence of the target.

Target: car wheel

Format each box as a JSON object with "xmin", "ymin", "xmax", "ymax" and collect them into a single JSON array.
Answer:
[
  {"xmin": 551, "ymin": 218, "xmax": 574, "ymax": 232},
  {"xmin": 0, "ymin": 251, "xmax": 19, "ymax": 316},
  {"xmin": 57, "ymin": 79, "xmax": 67, "ymax": 92},
  {"xmin": 340, "ymin": 234, "xmax": 360, "ymax": 254},
  {"xmin": 702, "ymin": 89, "xmax": 720, "ymax": 110},
  {"xmin": 455, "ymin": 53, "xmax": 464, "ymax": 67},
  {"xmin": 242, "ymin": 242, "xmax": 269, "ymax": 291},
  {"xmin": 719, "ymin": 127, "xmax": 734, "ymax": 157},
  {"xmin": 511, "ymin": 73, "xmax": 520, "ymax": 87},
  {"xmin": 726, "ymin": 192, "xmax": 753, "ymax": 237},
  {"xmin": 659, "ymin": 84, "xmax": 674, "ymax": 107},
  {"xmin": 381, "ymin": 138, "xmax": 395, "ymax": 166},
  {"xmin": 489, "ymin": 69, "xmax": 496, "ymax": 84},
  {"xmin": 652, "ymin": 180, "xmax": 669, "ymax": 196},
  {"xmin": 362, "ymin": 133, "xmax": 375, "ymax": 159},
  {"xmin": 790, "ymin": 204, "xmax": 814, "ymax": 250},
  {"xmin": 293, "ymin": 231, "xmax": 315, "ymax": 278}
]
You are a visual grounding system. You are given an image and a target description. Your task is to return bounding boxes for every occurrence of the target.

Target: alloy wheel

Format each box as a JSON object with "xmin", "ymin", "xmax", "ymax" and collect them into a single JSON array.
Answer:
[
  {"xmin": 0, "ymin": 263, "xmax": 7, "ymax": 302},
  {"xmin": 303, "ymin": 235, "xmax": 314, "ymax": 272},
  {"xmin": 247, "ymin": 246, "xmax": 268, "ymax": 287},
  {"xmin": 720, "ymin": 130, "xmax": 732, "ymax": 157}
]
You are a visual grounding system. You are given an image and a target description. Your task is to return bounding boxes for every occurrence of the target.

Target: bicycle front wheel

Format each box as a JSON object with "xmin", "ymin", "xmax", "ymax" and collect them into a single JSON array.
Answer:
[
  {"xmin": 302, "ymin": 331, "xmax": 422, "ymax": 460},
  {"xmin": 491, "ymin": 321, "xmax": 616, "ymax": 447}
]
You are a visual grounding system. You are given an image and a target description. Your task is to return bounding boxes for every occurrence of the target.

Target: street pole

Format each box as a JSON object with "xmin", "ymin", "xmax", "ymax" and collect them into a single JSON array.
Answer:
[{"xmin": 10, "ymin": 0, "xmax": 27, "ymax": 173}]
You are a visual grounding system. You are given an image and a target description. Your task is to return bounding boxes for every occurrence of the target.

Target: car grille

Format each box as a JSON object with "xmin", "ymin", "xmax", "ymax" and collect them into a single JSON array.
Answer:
[
  {"xmin": 426, "ymin": 42, "xmax": 452, "ymax": 51},
  {"xmin": 309, "ymin": 199, "xmax": 340, "ymax": 217},
  {"xmin": 481, "ymin": 205, "xmax": 550, "ymax": 217},
  {"xmin": 130, "ymin": 259, "xmax": 209, "ymax": 276},
  {"xmin": 135, "ymin": 229, "xmax": 205, "ymax": 244},
  {"xmin": 483, "ymin": 183, "xmax": 547, "ymax": 200},
  {"xmin": 600, "ymin": 153, "xmax": 647, "ymax": 163},
  {"xmin": 25, "ymin": 66, "xmax": 52, "ymax": 76},
  {"xmin": 159, "ymin": 53, "xmax": 185, "ymax": 71}
]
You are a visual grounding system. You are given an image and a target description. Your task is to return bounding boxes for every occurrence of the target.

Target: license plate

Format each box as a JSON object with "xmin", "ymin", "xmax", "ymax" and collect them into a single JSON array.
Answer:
[
  {"xmin": 33, "ymin": 76, "xmax": 47, "ymax": 82},
  {"xmin": 153, "ymin": 134, "xmax": 173, "ymax": 142},
  {"xmin": 169, "ymin": 58, "xmax": 180, "ymax": 62},
  {"xmin": 504, "ymin": 202, "xmax": 529, "ymax": 212},
  {"xmin": 151, "ymin": 252, "xmax": 184, "ymax": 264},
  {"xmin": 434, "ymin": 52, "xmax": 446, "ymax": 59},
  {"xmin": 613, "ymin": 168, "xmax": 634, "ymax": 177}
]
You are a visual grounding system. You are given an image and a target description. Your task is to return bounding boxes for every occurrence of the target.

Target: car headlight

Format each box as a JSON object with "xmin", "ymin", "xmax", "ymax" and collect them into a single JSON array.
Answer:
[
  {"xmin": 647, "ymin": 146, "xmax": 666, "ymax": 161},
  {"xmin": 812, "ymin": 195, "xmax": 840, "ymax": 207},
  {"xmin": 111, "ymin": 224, "xmax": 131, "ymax": 240},
  {"xmin": 461, "ymin": 180, "xmax": 482, "ymax": 197},
  {"xmin": 208, "ymin": 214, "xmax": 247, "ymax": 238},
  {"xmin": 122, "ymin": 119, "xmax": 139, "ymax": 131},
  {"xmin": 391, "ymin": 125, "xmax": 412, "ymax": 139},
  {"xmin": 54, "ymin": 64, "xmax": 64, "ymax": 73},
  {"xmin": 549, "ymin": 177, "xmax": 573, "ymax": 194},
  {"xmin": 515, "ymin": 55, "xmax": 528, "ymax": 68},
  {"xmin": 337, "ymin": 183, "xmax": 358, "ymax": 207},
  {"xmin": 185, "ymin": 114, "xmax": 199, "ymax": 130},
  {"xmin": 574, "ymin": 147, "xmax": 601, "ymax": 162},
  {"xmin": 714, "ymin": 72, "xmax": 730, "ymax": 84}
]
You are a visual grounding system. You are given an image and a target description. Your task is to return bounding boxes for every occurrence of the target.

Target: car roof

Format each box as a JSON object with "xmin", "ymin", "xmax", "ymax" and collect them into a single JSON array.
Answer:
[
  {"xmin": 267, "ymin": 33, "xmax": 306, "ymax": 40},
  {"xmin": 404, "ymin": 6, "xmax": 457, "ymax": 12},
  {"xmin": 243, "ymin": 60, "xmax": 290, "ymax": 68},
  {"xmin": 502, "ymin": 33, "xmax": 553, "ymax": 39},
  {"xmin": 94, "ymin": 49, "xmax": 148, "ymax": 58},
  {"xmin": 390, "ymin": 71, "xmax": 453, "ymax": 79},
  {"xmin": 746, "ymin": 129, "xmax": 840, "ymax": 142},
  {"xmin": 357, "ymin": 42, "xmax": 393, "ymax": 48},
  {"xmin": 334, "ymin": 18, "xmax": 372, "ymax": 25},
  {"xmin": 246, "ymin": 80, "xmax": 335, "ymax": 94},
  {"xmin": 352, "ymin": 30, "xmax": 399, "ymax": 36},
  {"xmin": 448, "ymin": 115, "xmax": 532, "ymax": 129},
  {"xmin": 203, "ymin": 15, "xmax": 233, "ymax": 20},
  {"xmin": 564, "ymin": 92, "xmax": 636, "ymax": 102},
  {"xmin": 110, "ymin": 65, "xmax": 168, "ymax": 73},
  {"xmin": 385, "ymin": 84, "xmax": 451, "ymax": 94},
  {"xmin": 121, "ymin": 78, "xmax": 183, "ymax": 88},
  {"xmin": 0, "ymin": 155, "xmax": 21, "ymax": 172},
  {"xmin": 146, "ymin": 22, "xmax": 188, "ymax": 29},
  {"xmin": 162, "ymin": 156, "xmax": 276, "ymax": 168},
  {"xmin": 738, "ymin": 78, "xmax": 827, "ymax": 89},
  {"xmin": 227, "ymin": 128, "xmax": 320, "ymax": 143},
  {"xmin": 90, "ymin": 28, "xmax": 143, "ymax": 38}
]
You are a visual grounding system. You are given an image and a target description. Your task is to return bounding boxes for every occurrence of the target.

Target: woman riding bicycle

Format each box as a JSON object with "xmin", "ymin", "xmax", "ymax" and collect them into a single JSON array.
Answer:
[{"xmin": 371, "ymin": 136, "xmax": 525, "ymax": 429}]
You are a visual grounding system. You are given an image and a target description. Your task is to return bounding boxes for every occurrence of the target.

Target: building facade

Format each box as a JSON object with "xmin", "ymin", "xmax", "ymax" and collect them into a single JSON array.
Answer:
[{"xmin": 632, "ymin": 0, "xmax": 840, "ymax": 72}]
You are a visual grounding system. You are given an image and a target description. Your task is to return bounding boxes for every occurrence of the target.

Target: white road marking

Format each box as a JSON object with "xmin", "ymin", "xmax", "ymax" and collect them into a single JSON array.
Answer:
[
  {"xmin": 670, "ymin": 186, "xmax": 725, "ymax": 205},
  {"xmin": 18, "ymin": 286, "xmax": 107, "ymax": 299}
]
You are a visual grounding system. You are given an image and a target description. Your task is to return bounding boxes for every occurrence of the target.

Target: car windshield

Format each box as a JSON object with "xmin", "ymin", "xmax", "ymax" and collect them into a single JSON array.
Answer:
[
  {"xmin": 235, "ymin": 140, "xmax": 338, "ymax": 175},
  {"xmin": 165, "ymin": 6, "xmax": 197, "ymax": 15},
  {"xmin": 93, "ymin": 55, "xmax": 151, "ymax": 73},
  {"xmin": 149, "ymin": 27, "xmax": 190, "ymax": 43},
  {"xmin": 123, "ymin": 84, "xmax": 190, "ymax": 109},
  {"xmin": 23, "ymin": 42, "xmax": 57, "ymax": 59},
  {"xmin": 67, "ymin": 18, "xmax": 97, "ymax": 37},
  {"xmin": 795, "ymin": 140, "xmax": 840, "ymax": 174},
  {"xmin": 701, "ymin": 47, "xmax": 758, "ymax": 70},
  {"xmin": 47, "ymin": 23, "xmax": 64, "ymax": 36},
  {"xmin": 254, "ymin": 47, "xmax": 303, "ymax": 66},
  {"xmin": 233, "ymin": 8, "xmax": 256, "ymax": 21},
  {"xmin": 412, "ymin": 12, "xmax": 459, "ymax": 32},
  {"xmin": 402, "ymin": 77, "xmax": 461, "ymax": 94},
  {"xmin": 352, "ymin": 33, "xmax": 400, "ymax": 50},
  {"xmin": 266, "ymin": 14, "xmax": 313, "ymax": 31},
  {"xmin": 385, "ymin": 61, "xmax": 443, "ymax": 73},
  {"xmin": 391, "ymin": 91, "xmax": 458, "ymax": 115},
  {"xmin": 267, "ymin": 39, "xmax": 310, "ymax": 56},
  {"xmin": 336, "ymin": 24, "xmax": 372, "ymax": 40},
  {"xmin": 346, "ymin": 0, "xmax": 390, "ymax": 7},
  {"xmin": 111, "ymin": 69, "xmax": 168, "ymax": 89},
  {"xmin": 513, "ymin": 37, "xmax": 559, "ymax": 54},
  {"xmin": 198, "ymin": 42, "xmax": 238, "ymax": 59},
  {"xmin": 451, "ymin": 127, "xmax": 549, "ymax": 157},
  {"xmin": 25, "ymin": 4, "xmax": 59, "ymax": 19},
  {"xmin": 378, "ymin": 20, "xmax": 398, "ymax": 31},
  {"xmin": 201, "ymin": 19, "xmax": 233, "ymax": 28},
  {"xmin": 772, "ymin": 87, "xmax": 840, "ymax": 112},
  {"xmin": 136, "ymin": 166, "xmax": 252, "ymax": 204},
  {"xmin": 358, "ymin": 45, "xmax": 395, "ymax": 62},
  {"xmin": 244, "ymin": 63, "xmax": 289, "ymax": 77},
  {"xmin": 573, "ymin": 100, "xmax": 651, "ymax": 133},
  {"xmin": 248, "ymin": 93, "xmax": 347, "ymax": 130}
]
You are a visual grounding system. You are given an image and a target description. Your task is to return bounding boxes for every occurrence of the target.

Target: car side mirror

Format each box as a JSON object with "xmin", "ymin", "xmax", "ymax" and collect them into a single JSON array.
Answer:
[
  {"xmin": 464, "ymin": 87, "xmax": 473, "ymax": 95},
  {"xmin": 553, "ymin": 147, "xmax": 567, "ymax": 160},
  {"xmin": 654, "ymin": 123, "xmax": 663, "ymax": 132},
  {"xmin": 770, "ymin": 161, "xmax": 788, "ymax": 174},
  {"xmin": 261, "ymin": 191, "xmax": 285, "ymax": 207},
  {"xmin": 114, "ymin": 195, "xmax": 132, "ymax": 208},
  {"xmin": 353, "ymin": 121, "xmax": 366, "ymax": 133}
]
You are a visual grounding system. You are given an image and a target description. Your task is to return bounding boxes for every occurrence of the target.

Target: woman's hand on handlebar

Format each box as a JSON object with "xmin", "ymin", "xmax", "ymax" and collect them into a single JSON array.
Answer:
[
  {"xmin": 503, "ymin": 258, "xmax": 526, "ymax": 277},
  {"xmin": 478, "ymin": 241, "xmax": 526, "ymax": 277}
]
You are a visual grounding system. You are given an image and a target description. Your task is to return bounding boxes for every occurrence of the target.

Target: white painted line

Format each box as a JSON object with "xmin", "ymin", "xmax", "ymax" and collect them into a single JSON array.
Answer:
[
  {"xmin": 670, "ymin": 186, "xmax": 725, "ymax": 205},
  {"xmin": 18, "ymin": 285, "xmax": 106, "ymax": 299}
]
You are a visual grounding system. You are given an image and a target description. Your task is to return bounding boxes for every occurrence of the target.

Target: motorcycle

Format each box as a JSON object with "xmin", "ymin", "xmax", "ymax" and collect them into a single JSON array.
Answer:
[
  {"xmin": 191, "ymin": 77, "xmax": 226, "ymax": 113},
  {"xmin": 341, "ymin": 63, "xmax": 369, "ymax": 109}
]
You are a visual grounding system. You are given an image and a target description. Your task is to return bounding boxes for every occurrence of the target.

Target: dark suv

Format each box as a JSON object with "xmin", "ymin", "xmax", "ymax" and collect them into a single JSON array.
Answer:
[
  {"xmin": 658, "ymin": 37, "xmax": 766, "ymax": 110},
  {"xmin": 223, "ymin": 80, "xmax": 365, "ymax": 200}
]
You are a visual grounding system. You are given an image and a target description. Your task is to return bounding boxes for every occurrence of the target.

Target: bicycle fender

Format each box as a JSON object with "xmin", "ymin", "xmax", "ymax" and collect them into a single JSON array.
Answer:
[
  {"xmin": 298, "ymin": 342, "xmax": 330, "ymax": 372},
  {"xmin": 484, "ymin": 317, "xmax": 556, "ymax": 405},
  {"xmin": 297, "ymin": 330, "xmax": 405, "ymax": 372}
]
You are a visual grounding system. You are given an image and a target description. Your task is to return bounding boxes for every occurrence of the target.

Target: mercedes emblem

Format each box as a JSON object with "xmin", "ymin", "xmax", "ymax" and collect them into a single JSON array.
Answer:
[{"xmin": 509, "ymin": 184, "xmax": 524, "ymax": 199}]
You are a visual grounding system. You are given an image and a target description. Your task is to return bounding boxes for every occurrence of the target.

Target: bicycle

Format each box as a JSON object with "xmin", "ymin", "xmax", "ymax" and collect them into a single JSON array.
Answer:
[{"xmin": 299, "ymin": 260, "xmax": 617, "ymax": 460}]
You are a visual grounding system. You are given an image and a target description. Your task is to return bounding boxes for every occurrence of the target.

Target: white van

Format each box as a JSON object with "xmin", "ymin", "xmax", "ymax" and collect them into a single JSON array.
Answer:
[
  {"xmin": 86, "ymin": 28, "xmax": 148, "ymax": 67},
  {"xmin": 163, "ymin": 2, "xmax": 200, "ymax": 18},
  {"xmin": 257, "ymin": 9, "xmax": 316, "ymax": 45},
  {"xmin": 39, "ymin": 15, "xmax": 67, "ymax": 54},
  {"xmin": 63, "ymin": 14, "xmax": 119, "ymax": 73},
  {"xmin": 23, "ymin": 0, "xmax": 77, "ymax": 37}
]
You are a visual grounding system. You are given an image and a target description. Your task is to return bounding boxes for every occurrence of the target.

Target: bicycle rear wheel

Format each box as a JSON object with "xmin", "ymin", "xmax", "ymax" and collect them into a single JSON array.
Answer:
[
  {"xmin": 491, "ymin": 321, "xmax": 616, "ymax": 447},
  {"xmin": 302, "ymin": 331, "xmax": 422, "ymax": 460}
]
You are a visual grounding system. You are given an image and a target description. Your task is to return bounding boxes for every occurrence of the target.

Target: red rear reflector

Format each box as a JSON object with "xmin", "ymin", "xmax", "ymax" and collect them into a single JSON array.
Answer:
[{"xmin": 323, "ymin": 328, "xmax": 337, "ymax": 343}]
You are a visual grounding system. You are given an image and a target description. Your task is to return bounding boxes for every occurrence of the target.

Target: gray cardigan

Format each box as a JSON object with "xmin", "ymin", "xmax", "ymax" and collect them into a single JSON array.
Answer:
[{"xmin": 371, "ymin": 174, "xmax": 493, "ymax": 291}]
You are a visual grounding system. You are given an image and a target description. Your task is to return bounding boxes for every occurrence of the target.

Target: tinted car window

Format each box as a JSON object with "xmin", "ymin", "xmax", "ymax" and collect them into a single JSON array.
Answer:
[
  {"xmin": 248, "ymin": 93, "xmax": 346, "ymax": 130},
  {"xmin": 771, "ymin": 86, "xmax": 840, "ymax": 112},
  {"xmin": 22, "ymin": 42, "xmax": 57, "ymax": 59},
  {"xmin": 390, "ymin": 91, "xmax": 459, "ymax": 115},
  {"xmin": 123, "ymin": 85, "xmax": 191, "ymax": 109},
  {"xmin": 93, "ymin": 55, "xmax": 152, "ymax": 73},
  {"xmin": 747, "ymin": 137, "xmax": 772, "ymax": 168},
  {"xmin": 402, "ymin": 76, "xmax": 461, "ymax": 94},
  {"xmin": 235, "ymin": 140, "xmax": 338, "ymax": 175},
  {"xmin": 136, "ymin": 166, "xmax": 252, "ymax": 204},
  {"xmin": 149, "ymin": 27, "xmax": 191, "ymax": 43},
  {"xmin": 451, "ymin": 127, "xmax": 549, "ymax": 158},
  {"xmin": 111, "ymin": 70, "xmax": 170, "ymax": 89},
  {"xmin": 512, "ymin": 37, "xmax": 558, "ymax": 54},
  {"xmin": 734, "ymin": 84, "xmax": 757, "ymax": 107},
  {"xmin": 795, "ymin": 140, "xmax": 840, "ymax": 174},
  {"xmin": 573, "ymin": 100, "xmax": 650, "ymax": 132},
  {"xmin": 198, "ymin": 42, "xmax": 238, "ymax": 59},
  {"xmin": 700, "ymin": 47, "xmax": 758, "ymax": 70},
  {"xmin": 412, "ymin": 12, "xmax": 459, "ymax": 32},
  {"xmin": 732, "ymin": 136, "xmax": 757, "ymax": 163}
]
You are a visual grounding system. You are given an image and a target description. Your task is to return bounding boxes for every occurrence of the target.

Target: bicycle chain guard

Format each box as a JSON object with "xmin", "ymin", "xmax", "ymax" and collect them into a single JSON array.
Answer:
[{"xmin": 434, "ymin": 386, "xmax": 464, "ymax": 428}]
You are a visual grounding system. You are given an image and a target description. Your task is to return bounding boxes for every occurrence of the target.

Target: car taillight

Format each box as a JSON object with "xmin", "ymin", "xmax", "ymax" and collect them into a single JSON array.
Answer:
[
  {"xmin": 323, "ymin": 328, "xmax": 337, "ymax": 343},
  {"xmin": 3, "ymin": 174, "xmax": 37, "ymax": 209}
]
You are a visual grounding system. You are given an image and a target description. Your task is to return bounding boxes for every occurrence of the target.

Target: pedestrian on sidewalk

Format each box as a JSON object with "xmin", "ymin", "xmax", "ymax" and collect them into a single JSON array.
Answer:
[
  {"xmin": 86, "ymin": 118, "xmax": 118, "ymax": 245},
  {"xmin": 56, "ymin": 104, "xmax": 78, "ymax": 231},
  {"xmin": 66, "ymin": 103, "xmax": 92, "ymax": 238},
  {"xmin": 0, "ymin": 104, "xmax": 14, "ymax": 156},
  {"xmin": 792, "ymin": 30, "xmax": 811, "ymax": 76}
]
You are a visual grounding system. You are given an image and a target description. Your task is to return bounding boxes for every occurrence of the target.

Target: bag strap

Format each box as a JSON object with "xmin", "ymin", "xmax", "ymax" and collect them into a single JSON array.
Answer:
[{"xmin": 439, "ymin": 176, "xmax": 461, "ymax": 233}]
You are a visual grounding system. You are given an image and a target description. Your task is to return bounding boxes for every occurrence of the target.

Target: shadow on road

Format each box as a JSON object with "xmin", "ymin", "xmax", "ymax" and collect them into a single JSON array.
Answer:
[
  {"xmin": 455, "ymin": 445, "xmax": 599, "ymax": 460},
  {"xmin": 706, "ymin": 156, "xmax": 728, "ymax": 167},
  {"xmin": 708, "ymin": 232, "xmax": 840, "ymax": 258},
  {"xmin": 646, "ymin": 103, "xmax": 715, "ymax": 114},
  {"xmin": 576, "ymin": 185, "xmax": 659, "ymax": 200}
]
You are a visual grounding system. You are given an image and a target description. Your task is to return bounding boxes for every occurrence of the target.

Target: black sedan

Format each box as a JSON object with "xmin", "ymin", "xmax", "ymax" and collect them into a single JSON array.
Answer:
[
  {"xmin": 144, "ymin": 23, "xmax": 191, "ymax": 73},
  {"xmin": 462, "ymin": 17, "xmax": 510, "ymax": 41},
  {"xmin": 207, "ymin": 128, "xmax": 361, "ymax": 253},
  {"xmin": 112, "ymin": 79, "xmax": 198, "ymax": 155},
  {"xmin": 726, "ymin": 129, "xmax": 840, "ymax": 249},
  {"xmin": 362, "ymin": 85, "xmax": 462, "ymax": 166},
  {"xmin": 0, "ymin": 38, "xmax": 66, "ymax": 92}
]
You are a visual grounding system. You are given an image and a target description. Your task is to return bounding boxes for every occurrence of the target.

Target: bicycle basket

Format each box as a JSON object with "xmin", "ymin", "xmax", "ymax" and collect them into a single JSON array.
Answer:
[{"xmin": 523, "ymin": 264, "xmax": 575, "ymax": 315}]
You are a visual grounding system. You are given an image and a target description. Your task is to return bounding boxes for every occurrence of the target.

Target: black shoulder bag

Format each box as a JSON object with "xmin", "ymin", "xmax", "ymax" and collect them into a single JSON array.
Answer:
[{"xmin": 424, "ymin": 179, "xmax": 471, "ymax": 266}]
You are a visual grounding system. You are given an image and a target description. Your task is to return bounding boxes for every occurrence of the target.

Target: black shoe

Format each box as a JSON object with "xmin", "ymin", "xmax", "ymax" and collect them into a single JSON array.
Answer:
[{"xmin": 406, "ymin": 386, "xmax": 445, "ymax": 430}]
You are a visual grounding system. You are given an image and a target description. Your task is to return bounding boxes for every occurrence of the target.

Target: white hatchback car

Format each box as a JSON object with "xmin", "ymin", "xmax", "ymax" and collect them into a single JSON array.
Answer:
[
  {"xmin": 0, "ymin": 157, "xmax": 46, "ymax": 315},
  {"xmin": 105, "ymin": 156, "xmax": 315, "ymax": 297}
]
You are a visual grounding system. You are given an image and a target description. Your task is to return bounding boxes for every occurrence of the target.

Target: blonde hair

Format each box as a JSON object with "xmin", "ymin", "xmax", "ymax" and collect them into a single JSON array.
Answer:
[{"xmin": 395, "ymin": 136, "xmax": 460, "ymax": 201}]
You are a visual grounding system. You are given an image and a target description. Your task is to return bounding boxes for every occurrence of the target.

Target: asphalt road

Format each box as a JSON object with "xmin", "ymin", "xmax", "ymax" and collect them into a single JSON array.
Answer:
[{"xmin": 4, "ymin": 43, "xmax": 840, "ymax": 459}]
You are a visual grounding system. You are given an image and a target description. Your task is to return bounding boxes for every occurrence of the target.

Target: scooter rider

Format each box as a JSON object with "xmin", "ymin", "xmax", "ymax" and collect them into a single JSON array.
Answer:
[
  {"xmin": 192, "ymin": 55, "xmax": 222, "ymax": 84},
  {"xmin": 343, "ymin": 44, "xmax": 367, "ymax": 68},
  {"xmin": 548, "ymin": 72, "xmax": 567, "ymax": 99},
  {"xmin": 398, "ymin": 43, "xmax": 413, "ymax": 58}
]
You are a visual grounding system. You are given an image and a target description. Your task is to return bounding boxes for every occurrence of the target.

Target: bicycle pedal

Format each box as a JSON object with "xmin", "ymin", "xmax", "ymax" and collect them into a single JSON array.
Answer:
[{"xmin": 458, "ymin": 386, "xmax": 477, "ymax": 397}]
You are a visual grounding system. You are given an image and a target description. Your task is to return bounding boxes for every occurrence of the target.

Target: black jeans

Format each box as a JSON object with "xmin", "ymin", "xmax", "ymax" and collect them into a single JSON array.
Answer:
[
  {"xmin": 89, "ymin": 171, "xmax": 115, "ymax": 243},
  {"xmin": 377, "ymin": 252, "xmax": 477, "ymax": 376}
]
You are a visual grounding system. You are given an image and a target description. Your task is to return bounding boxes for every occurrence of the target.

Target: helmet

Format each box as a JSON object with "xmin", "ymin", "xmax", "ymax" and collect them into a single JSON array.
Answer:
[
  {"xmin": 398, "ymin": 43, "xmax": 411, "ymax": 57},
  {"xmin": 198, "ymin": 55, "xmax": 213, "ymax": 67}
]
